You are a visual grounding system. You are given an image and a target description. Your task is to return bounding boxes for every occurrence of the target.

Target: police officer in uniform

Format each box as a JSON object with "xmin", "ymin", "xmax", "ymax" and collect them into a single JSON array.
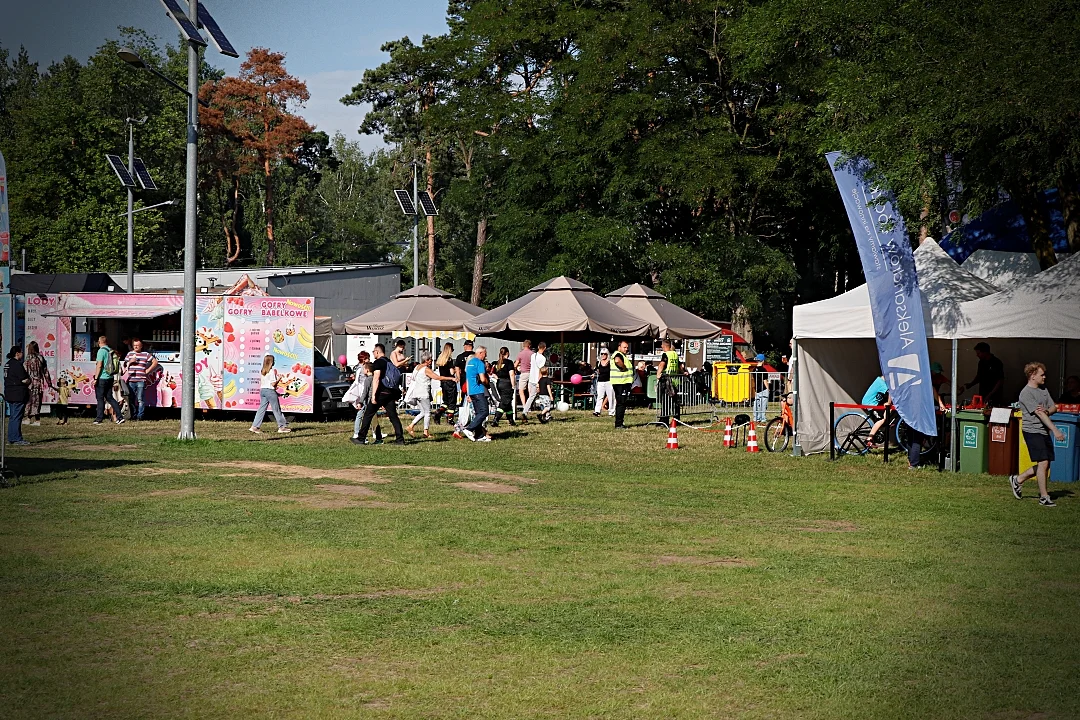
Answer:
[
  {"xmin": 656, "ymin": 338, "xmax": 681, "ymax": 425},
  {"xmin": 610, "ymin": 340, "xmax": 633, "ymax": 429}
]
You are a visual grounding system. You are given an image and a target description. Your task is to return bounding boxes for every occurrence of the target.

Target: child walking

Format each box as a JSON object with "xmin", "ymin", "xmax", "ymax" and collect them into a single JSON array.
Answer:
[
  {"xmin": 56, "ymin": 375, "xmax": 71, "ymax": 425},
  {"xmin": 349, "ymin": 362, "xmax": 382, "ymax": 444},
  {"xmin": 1011, "ymin": 361, "xmax": 1066, "ymax": 507},
  {"xmin": 536, "ymin": 366, "xmax": 554, "ymax": 423}
]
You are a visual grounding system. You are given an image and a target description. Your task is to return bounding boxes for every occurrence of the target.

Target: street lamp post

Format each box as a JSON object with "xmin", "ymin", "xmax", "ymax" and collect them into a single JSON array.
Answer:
[
  {"xmin": 178, "ymin": 0, "xmax": 200, "ymax": 440},
  {"xmin": 411, "ymin": 160, "xmax": 419, "ymax": 288},
  {"xmin": 126, "ymin": 116, "xmax": 147, "ymax": 294}
]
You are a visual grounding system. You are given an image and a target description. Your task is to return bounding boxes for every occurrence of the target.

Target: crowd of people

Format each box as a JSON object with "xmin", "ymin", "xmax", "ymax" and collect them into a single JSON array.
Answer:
[{"xmin": 336, "ymin": 338, "xmax": 651, "ymax": 444}]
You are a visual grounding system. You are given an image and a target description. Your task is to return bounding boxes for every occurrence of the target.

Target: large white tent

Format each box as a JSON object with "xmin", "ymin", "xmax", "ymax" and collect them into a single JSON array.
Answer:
[{"xmin": 792, "ymin": 242, "xmax": 1079, "ymax": 455}]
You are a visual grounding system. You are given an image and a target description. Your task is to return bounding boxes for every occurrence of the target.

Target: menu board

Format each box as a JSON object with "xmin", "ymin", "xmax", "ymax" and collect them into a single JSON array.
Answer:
[
  {"xmin": 705, "ymin": 335, "xmax": 734, "ymax": 363},
  {"xmin": 218, "ymin": 296, "xmax": 315, "ymax": 413}
]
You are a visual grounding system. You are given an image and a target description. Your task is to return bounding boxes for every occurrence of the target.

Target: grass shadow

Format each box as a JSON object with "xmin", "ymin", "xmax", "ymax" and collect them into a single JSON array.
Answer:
[{"xmin": 2, "ymin": 457, "xmax": 153, "ymax": 486}]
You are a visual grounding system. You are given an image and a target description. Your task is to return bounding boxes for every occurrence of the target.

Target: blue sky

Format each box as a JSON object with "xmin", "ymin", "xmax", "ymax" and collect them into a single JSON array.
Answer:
[{"xmin": 1, "ymin": 0, "xmax": 450, "ymax": 150}]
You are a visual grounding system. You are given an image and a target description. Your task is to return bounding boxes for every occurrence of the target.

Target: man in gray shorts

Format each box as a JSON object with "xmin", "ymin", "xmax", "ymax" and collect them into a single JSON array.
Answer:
[{"xmin": 1011, "ymin": 361, "xmax": 1066, "ymax": 507}]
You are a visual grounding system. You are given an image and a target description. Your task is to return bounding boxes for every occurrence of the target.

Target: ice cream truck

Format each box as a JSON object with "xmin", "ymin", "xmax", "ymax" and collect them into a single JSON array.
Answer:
[{"xmin": 23, "ymin": 290, "xmax": 324, "ymax": 415}]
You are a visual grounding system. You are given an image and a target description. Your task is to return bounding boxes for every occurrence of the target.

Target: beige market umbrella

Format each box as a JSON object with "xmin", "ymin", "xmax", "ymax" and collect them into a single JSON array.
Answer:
[
  {"xmin": 605, "ymin": 283, "xmax": 723, "ymax": 339},
  {"xmin": 333, "ymin": 285, "xmax": 486, "ymax": 334},
  {"xmin": 464, "ymin": 276, "xmax": 657, "ymax": 341}
]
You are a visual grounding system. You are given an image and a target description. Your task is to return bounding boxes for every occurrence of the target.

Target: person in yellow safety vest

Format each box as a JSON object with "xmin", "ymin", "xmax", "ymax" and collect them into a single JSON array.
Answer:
[
  {"xmin": 656, "ymin": 339, "xmax": 681, "ymax": 424},
  {"xmin": 610, "ymin": 340, "xmax": 633, "ymax": 429}
]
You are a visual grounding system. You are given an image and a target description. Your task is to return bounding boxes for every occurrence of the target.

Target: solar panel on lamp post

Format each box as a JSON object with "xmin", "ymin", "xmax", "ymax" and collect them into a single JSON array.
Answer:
[{"xmin": 119, "ymin": 0, "xmax": 234, "ymax": 441}]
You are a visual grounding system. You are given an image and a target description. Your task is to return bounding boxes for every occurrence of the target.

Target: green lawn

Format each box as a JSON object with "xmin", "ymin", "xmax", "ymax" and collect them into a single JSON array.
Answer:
[{"xmin": 1, "ymin": 410, "xmax": 1077, "ymax": 719}]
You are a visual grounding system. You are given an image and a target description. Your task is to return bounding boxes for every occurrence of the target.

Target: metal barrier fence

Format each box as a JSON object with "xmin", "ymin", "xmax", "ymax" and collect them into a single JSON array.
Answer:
[{"xmin": 650, "ymin": 372, "xmax": 718, "ymax": 427}]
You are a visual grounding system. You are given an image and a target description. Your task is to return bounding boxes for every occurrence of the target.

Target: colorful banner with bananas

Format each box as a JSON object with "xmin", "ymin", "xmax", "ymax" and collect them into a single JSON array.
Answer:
[{"xmin": 216, "ymin": 296, "xmax": 316, "ymax": 414}]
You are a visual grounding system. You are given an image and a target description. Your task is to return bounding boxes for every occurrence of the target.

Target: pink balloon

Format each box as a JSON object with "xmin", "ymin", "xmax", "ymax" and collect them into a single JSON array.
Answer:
[
  {"xmin": 337, "ymin": 355, "xmax": 348, "ymax": 366},
  {"xmin": 571, "ymin": 374, "xmax": 583, "ymax": 385}
]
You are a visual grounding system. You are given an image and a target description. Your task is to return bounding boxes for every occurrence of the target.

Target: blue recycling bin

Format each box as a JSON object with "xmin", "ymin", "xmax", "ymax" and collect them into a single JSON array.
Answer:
[{"xmin": 1050, "ymin": 412, "xmax": 1080, "ymax": 483}]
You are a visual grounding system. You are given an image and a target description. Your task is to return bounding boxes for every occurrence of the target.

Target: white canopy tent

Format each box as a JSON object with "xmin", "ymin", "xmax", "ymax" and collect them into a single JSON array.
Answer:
[{"xmin": 792, "ymin": 242, "xmax": 1079, "ymax": 455}]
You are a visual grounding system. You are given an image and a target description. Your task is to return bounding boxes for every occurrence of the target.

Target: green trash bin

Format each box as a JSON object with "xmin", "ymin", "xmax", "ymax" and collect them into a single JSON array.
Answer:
[{"xmin": 956, "ymin": 410, "xmax": 989, "ymax": 474}]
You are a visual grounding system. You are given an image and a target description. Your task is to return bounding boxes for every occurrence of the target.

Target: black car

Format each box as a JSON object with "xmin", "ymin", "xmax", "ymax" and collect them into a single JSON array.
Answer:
[{"xmin": 312, "ymin": 349, "xmax": 354, "ymax": 418}]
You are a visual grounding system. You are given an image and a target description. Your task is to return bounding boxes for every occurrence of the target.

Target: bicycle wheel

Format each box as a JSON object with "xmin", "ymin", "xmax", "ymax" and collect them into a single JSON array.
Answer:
[
  {"xmin": 764, "ymin": 417, "xmax": 790, "ymax": 453},
  {"xmin": 896, "ymin": 421, "xmax": 938, "ymax": 456},
  {"xmin": 834, "ymin": 411, "xmax": 872, "ymax": 455}
]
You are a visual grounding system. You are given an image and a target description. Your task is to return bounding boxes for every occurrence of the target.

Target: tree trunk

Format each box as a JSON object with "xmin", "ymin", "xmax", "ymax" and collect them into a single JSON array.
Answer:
[
  {"xmin": 1058, "ymin": 174, "xmax": 1080, "ymax": 253},
  {"xmin": 1017, "ymin": 189, "xmax": 1057, "ymax": 270},
  {"xmin": 731, "ymin": 304, "xmax": 753, "ymax": 347},
  {"xmin": 225, "ymin": 174, "xmax": 241, "ymax": 265},
  {"xmin": 264, "ymin": 159, "xmax": 276, "ymax": 265},
  {"xmin": 426, "ymin": 150, "xmax": 436, "ymax": 287},
  {"xmin": 471, "ymin": 216, "xmax": 488, "ymax": 307}
]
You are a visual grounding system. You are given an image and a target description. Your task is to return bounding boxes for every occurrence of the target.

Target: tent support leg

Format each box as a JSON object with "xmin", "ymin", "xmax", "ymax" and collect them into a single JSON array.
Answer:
[
  {"xmin": 791, "ymin": 338, "xmax": 803, "ymax": 456},
  {"xmin": 1060, "ymin": 339, "xmax": 1067, "ymax": 399},
  {"xmin": 947, "ymin": 339, "xmax": 958, "ymax": 472}
]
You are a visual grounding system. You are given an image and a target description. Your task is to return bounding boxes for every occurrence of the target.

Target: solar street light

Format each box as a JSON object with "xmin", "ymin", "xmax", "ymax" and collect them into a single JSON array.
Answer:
[
  {"xmin": 393, "ymin": 160, "xmax": 433, "ymax": 287},
  {"xmin": 121, "ymin": 0, "xmax": 236, "ymax": 441}
]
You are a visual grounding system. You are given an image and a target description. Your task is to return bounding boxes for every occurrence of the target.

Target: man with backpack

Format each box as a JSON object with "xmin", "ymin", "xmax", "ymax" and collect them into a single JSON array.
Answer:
[
  {"xmin": 93, "ymin": 335, "xmax": 125, "ymax": 425},
  {"xmin": 354, "ymin": 343, "xmax": 405, "ymax": 445}
]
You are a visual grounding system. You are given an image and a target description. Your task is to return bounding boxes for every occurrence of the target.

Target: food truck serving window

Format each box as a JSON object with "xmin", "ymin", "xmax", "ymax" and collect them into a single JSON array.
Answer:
[{"xmin": 44, "ymin": 307, "xmax": 181, "ymax": 319}]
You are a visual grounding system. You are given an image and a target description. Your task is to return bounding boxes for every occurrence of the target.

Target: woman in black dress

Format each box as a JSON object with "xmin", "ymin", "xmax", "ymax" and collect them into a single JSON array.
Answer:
[
  {"xmin": 435, "ymin": 343, "xmax": 457, "ymax": 424},
  {"xmin": 491, "ymin": 346, "xmax": 517, "ymax": 426}
]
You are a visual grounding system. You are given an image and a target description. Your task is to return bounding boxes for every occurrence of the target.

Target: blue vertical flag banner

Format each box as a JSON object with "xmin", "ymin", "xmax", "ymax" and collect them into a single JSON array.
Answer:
[{"xmin": 826, "ymin": 152, "xmax": 937, "ymax": 436}]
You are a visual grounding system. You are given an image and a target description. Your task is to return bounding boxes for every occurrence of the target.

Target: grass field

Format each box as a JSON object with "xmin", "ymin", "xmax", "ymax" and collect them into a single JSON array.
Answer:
[{"xmin": 1, "ymin": 409, "xmax": 1078, "ymax": 719}]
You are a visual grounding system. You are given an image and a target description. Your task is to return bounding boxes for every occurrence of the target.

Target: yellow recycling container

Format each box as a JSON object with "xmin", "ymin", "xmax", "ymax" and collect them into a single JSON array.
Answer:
[{"xmin": 712, "ymin": 363, "xmax": 755, "ymax": 404}]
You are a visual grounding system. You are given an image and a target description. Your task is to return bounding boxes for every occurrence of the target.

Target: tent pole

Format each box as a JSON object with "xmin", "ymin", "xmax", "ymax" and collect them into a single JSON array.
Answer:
[
  {"xmin": 947, "ymin": 339, "xmax": 958, "ymax": 472},
  {"xmin": 1060, "ymin": 339, "xmax": 1067, "ymax": 398},
  {"xmin": 791, "ymin": 338, "xmax": 802, "ymax": 456}
]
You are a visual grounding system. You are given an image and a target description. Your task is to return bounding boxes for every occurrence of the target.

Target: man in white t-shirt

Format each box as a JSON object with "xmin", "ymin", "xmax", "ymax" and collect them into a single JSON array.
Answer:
[{"xmin": 523, "ymin": 341, "xmax": 547, "ymax": 418}]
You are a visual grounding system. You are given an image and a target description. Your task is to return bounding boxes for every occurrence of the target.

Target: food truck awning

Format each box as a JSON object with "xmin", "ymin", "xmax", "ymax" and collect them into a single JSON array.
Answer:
[{"xmin": 44, "ymin": 294, "xmax": 183, "ymax": 319}]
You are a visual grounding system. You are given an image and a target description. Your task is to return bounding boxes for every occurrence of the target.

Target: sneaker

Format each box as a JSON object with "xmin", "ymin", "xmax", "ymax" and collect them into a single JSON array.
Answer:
[
  {"xmin": 249, "ymin": 427, "xmax": 261, "ymax": 434},
  {"xmin": 350, "ymin": 436, "xmax": 365, "ymax": 445},
  {"xmin": 277, "ymin": 426, "xmax": 292, "ymax": 433},
  {"xmin": 452, "ymin": 431, "xmax": 463, "ymax": 439},
  {"xmin": 394, "ymin": 439, "xmax": 406, "ymax": 445},
  {"xmin": 93, "ymin": 421, "xmax": 103, "ymax": 425},
  {"xmin": 475, "ymin": 435, "xmax": 492, "ymax": 443},
  {"xmin": 462, "ymin": 428, "xmax": 475, "ymax": 441},
  {"xmin": 115, "ymin": 417, "xmax": 125, "ymax": 425},
  {"xmin": 1039, "ymin": 496, "xmax": 1057, "ymax": 507},
  {"xmin": 593, "ymin": 412, "xmax": 600, "ymax": 417},
  {"xmin": 1009, "ymin": 475, "xmax": 1022, "ymax": 500},
  {"xmin": 30, "ymin": 421, "xmax": 41, "ymax": 427},
  {"xmin": 12, "ymin": 440, "xmax": 30, "ymax": 446}
]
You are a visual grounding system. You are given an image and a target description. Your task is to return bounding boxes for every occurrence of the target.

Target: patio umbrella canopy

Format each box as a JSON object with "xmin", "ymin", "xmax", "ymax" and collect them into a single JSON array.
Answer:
[
  {"xmin": 333, "ymin": 284, "xmax": 486, "ymax": 334},
  {"xmin": 463, "ymin": 276, "xmax": 657, "ymax": 341},
  {"xmin": 605, "ymin": 283, "xmax": 723, "ymax": 339}
]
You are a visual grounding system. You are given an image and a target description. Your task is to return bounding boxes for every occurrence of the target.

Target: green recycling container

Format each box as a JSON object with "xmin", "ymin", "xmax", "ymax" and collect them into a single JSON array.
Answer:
[{"xmin": 956, "ymin": 410, "xmax": 989, "ymax": 474}]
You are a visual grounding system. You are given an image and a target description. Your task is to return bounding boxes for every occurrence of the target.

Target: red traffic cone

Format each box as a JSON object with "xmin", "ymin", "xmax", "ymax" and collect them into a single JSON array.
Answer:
[
  {"xmin": 666, "ymin": 417, "xmax": 680, "ymax": 450},
  {"xmin": 746, "ymin": 421, "xmax": 760, "ymax": 453},
  {"xmin": 723, "ymin": 417, "xmax": 734, "ymax": 448}
]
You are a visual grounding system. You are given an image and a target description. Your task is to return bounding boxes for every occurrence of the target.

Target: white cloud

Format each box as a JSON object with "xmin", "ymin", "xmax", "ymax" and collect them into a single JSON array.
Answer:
[{"xmin": 297, "ymin": 70, "xmax": 389, "ymax": 153}]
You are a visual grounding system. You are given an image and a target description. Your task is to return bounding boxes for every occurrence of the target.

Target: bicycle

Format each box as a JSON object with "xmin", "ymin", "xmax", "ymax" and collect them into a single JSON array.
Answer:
[
  {"xmin": 764, "ymin": 392, "xmax": 794, "ymax": 452},
  {"xmin": 832, "ymin": 406, "xmax": 938, "ymax": 458}
]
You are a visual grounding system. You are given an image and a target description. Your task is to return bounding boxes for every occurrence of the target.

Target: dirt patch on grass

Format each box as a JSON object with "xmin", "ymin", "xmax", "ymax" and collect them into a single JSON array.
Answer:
[
  {"xmin": 141, "ymin": 467, "xmax": 196, "ymax": 477},
  {"xmin": 314, "ymin": 484, "xmax": 380, "ymax": 497},
  {"xmin": 67, "ymin": 444, "xmax": 140, "ymax": 452},
  {"xmin": 793, "ymin": 520, "xmax": 858, "ymax": 532},
  {"xmin": 233, "ymin": 493, "xmax": 383, "ymax": 510},
  {"xmin": 359, "ymin": 464, "xmax": 539, "ymax": 484},
  {"xmin": 103, "ymin": 487, "xmax": 207, "ymax": 501},
  {"xmin": 654, "ymin": 555, "xmax": 758, "ymax": 568},
  {"xmin": 202, "ymin": 461, "xmax": 389, "ymax": 483},
  {"xmin": 452, "ymin": 481, "xmax": 521, "ymax": 494}
]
